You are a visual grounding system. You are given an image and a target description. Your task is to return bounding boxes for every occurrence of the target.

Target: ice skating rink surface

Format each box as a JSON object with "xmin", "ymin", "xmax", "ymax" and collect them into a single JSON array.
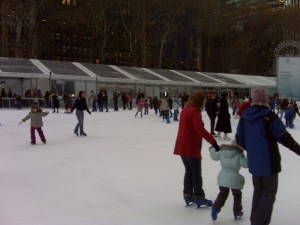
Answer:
[{"xmin": 1, "ymin": 109, "xmax": 300, "ymax": 225}]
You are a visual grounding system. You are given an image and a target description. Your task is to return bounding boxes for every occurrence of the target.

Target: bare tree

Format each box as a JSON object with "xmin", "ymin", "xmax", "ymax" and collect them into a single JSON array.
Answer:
[{"xmin": 84, "ymin": 0, "xmax": 120, "ymax": 64}]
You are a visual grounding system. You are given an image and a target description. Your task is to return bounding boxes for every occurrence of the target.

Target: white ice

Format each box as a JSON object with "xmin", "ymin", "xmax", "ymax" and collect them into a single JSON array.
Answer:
[{"xmin": 0, "ymin": 108, "xmax": 300, "ymax": 225}]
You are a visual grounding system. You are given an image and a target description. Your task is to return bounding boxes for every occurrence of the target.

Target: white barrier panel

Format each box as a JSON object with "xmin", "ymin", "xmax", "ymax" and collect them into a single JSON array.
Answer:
[{"xmin": 277, "ymin": 57, "xmax": 300, "ymax": 99}]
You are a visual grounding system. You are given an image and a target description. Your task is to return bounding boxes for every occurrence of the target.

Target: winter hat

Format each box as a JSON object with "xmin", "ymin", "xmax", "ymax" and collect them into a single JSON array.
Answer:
[{"xmin": 251, "ymin": 88, "xmax": 268, "ymax": 105}]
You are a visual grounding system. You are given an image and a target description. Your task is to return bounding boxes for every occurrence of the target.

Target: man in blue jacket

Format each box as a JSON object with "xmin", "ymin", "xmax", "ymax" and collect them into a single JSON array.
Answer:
[{"xmin": 235, "ymin": 88, "xmax": 300, "ymax": 225}]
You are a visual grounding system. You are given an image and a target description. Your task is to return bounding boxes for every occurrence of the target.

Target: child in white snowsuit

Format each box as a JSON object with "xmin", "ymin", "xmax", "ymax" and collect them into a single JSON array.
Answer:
[
  {"xmin": 20, "ymin": 105, "xmax": 49, "ymax": 144},
  {"xmin": 209, "ymin": 142, "xmax": 248, "ymax": 221}
]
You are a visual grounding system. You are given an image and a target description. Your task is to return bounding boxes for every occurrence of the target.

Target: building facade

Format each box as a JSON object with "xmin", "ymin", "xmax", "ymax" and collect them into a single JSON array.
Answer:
[
  {"xmin": 283, "ymin": 0, "xmax": 300, "ymax": 55},
  {"xmin": 0, "ymin": 0, "xmax": 38, "ymax": 58}
]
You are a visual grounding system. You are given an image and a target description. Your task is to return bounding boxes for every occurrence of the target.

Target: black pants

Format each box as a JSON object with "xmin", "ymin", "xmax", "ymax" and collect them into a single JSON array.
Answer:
[
  {"xmin": 181, "ymin": 157, "xmax": 205, "ymax": 198},
  {"xmin": 251, "ymin": 174, "xmax": 278, "ymax": 225},
  {"xmin": 213, "ymin": 186, "xmax": 242, "ymax": 215},
  {"xmin": 207, "ymin": 112, "xmax": 216, "ymax": 134},
  {"xmin": 294, "ymin": 109, "xmax": 300, "ymax": 118},
  {"xmin": 154, "ymin": 106, "xmax": 158, "ymax": 115},
  {"xmin": 122, "ymin": 101, "xmax": 127, "ymax": 110},
  {"xmin": 114, "ymin": 101, "xmax": 118, "ymax": 111}
]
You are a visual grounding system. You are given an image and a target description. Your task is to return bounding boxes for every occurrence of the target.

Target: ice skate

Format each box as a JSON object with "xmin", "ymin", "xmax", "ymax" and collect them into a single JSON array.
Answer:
[
  {"xmin": 183, "ymin": 193, "xmax": 194, "ymax": 207},
  {"xmin": 234, "ymin": 211, "xmax": 243, "ymax": 220},
  {"xmin": 194, "ymin": 198, "xmax": 213, "ymax": 208},
  {"xmin": 211, "ymin": 207, "xmax": 218, "ymax": 221}
]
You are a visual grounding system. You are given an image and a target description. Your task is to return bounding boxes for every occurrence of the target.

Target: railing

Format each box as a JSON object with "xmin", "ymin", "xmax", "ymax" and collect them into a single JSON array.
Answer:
[
  {"xmin": 1, "ymin": 98, "xmax": 46, "ymax": 108},
  {"xmin": 0, "ymin": 97, "xmax": 137, "ymax": 109}
]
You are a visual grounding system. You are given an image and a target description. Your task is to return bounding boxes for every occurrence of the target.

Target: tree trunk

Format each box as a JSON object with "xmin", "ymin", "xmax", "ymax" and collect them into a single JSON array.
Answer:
[
  {"xmin": 196, "ymin": 34, "xmax": 203, "ymax": 71},
  {"xmin": 159, "ymin": 33, "xmax": 168, "ymax": 69}
]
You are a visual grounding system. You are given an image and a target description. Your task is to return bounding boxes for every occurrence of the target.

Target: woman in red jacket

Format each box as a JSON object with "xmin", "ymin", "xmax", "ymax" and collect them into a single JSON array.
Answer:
[{"xmin": 174, "ymin": 92, "xmax": 220, "ymax": 208}]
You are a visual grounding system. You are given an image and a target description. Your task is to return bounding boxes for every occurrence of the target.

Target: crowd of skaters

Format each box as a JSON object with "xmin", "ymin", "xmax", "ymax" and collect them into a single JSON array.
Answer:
[{"xmin": 2, "ymin": 85, "xmax": 300, "ymax": 225}]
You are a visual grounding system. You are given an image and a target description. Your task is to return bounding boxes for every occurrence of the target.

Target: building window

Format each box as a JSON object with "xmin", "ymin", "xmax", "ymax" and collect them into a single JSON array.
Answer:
[{"xmin": 62, "ymin": 0, "xmax": 72, "ymax": 4}]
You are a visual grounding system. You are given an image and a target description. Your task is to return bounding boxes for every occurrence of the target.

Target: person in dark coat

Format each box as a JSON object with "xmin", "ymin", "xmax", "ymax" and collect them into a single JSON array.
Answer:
[
  {"xmin": 113, "ymin": 93, "xmax": 119, "ymax": 111},
  {"xmin": 1, "ymin": 88, "xmax": 6, "ymax": 97},
  {"xmin": 174, "ymin": 92, "xmax": 220, "ymax": 208},
  {"xmin": 293, "ymin": 101, "xmax": 300, "ymax": 119},
  {"xmin": 279, "ymin": 98, "xmax": 289, "ymax": 119},
  {"xmin": 44, "ymin": 91, "xmax": 50, "ymax": 108},
  {"xmin": 206, "ymin": 93, "xmax": 218, "ymax": 135},
  {"xmin": 121, "ymin": 92, "xmax": 128, "ymax": 110},
  {"xmin": 51, "ymin": 91, "xmax": 60, "ymax": 113},
  {"xmin": 235, "ymin": 88, "xmax": 300, "ymax": 225},
  {"xmin": 71, "ymin": 91, "xmax": 91, "ymax": 136},
  {"xmin": 215, "ymin": 92, "xmax": 232, "ymax": 141},
  {"xmin": 97, "ymin": 91, "xmax": 103, "ymax": 111},
  {"xmin": 101, "ymin": 91, "xmax": 108, "ymax": 112},
  {"xmin": 153, "ymin": 96, "xmax": 159, "ymax": 115}
]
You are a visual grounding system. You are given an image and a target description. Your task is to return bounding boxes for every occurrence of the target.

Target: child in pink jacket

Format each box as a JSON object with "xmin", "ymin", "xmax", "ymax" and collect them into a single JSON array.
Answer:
[{"xmin": 135, "ymin": 99, "xmax": 145, "ymax": 118}]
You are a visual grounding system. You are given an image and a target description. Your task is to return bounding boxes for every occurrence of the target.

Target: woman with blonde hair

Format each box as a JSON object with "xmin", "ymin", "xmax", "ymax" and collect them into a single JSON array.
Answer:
[{"xmin": 174, "ymin": 92, "xmax": 220, "ymax": 207}]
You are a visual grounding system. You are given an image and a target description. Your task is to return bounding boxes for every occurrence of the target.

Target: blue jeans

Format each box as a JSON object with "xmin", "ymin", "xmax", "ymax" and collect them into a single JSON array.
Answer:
[
  {"xmin": 174, "ymin": 109, "xmax": 179, "ymax": 121},
  {"xmin": 75, "ymin": 110, "xmax": 84, "ymax": 134}
]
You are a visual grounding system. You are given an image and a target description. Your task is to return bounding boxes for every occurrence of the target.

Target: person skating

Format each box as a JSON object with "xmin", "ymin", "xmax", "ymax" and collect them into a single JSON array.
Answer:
[
  {"xmin": 127, "ymin": 94, "xmax": 133, "ymax": 110},
  {"xmin": 121, "ymin": 92, "xmax": 128, "ymax": 110},
  {"xmin": 293, "ymin": 101, "xmax": 300, "ymax": 118},
  {"xmin": 144, "ymin": 99, "xmax": 149, "ymax": 115},
  {"xmin": 153, "ymin": 96, "xmax": 159, "ymax": 115},
  {"xmin": 173, "ymin": 98, "xmax": 180, "ymax": 121},
  {"xmin": 135, "ymin": 98, "xmax": 144, "ymax": 118},
  {"xmin": 215, "ymin": 92, "xmax": 232, "ymax": 141},
  {"xmin": 174, "ymin": 92, "xmax": 220, "ymax": 208},
  {"xmin": 113, "ymin": 92, "xmax": 119, "ymax": 111},
  {"xmin": 101, "ymin": 91, "xmax": 108, "ymax": 112},
  {"xmin": 160, "ymin": 96, "xmax": 170, "ymax": 122},
  {"xmin": 284, "ymin": 104, "xmax": 294, "ymax": 128},
  {"xmin": 51, "ymin": 91, "xmax": 60, "ymax": 113},
  {"xmin": 206, "ymin": 93, "xmax": 218, "ymax": 135},
  {"xmin": 19, "ymin": 104, "xmax": 48, "ymax": 144},
  {"xmin": 71, "ymin": 91, "xmax": 91, "ymax": 136},
  {"xmin": 235, "ymin": 88, "xmax": 300, "ymax": 225},
  {"xmin": 209, "ymin": 142, "xmax": 248, "ymax": 221},
  {"xmin": 88, "ymin": 90, "xmax": 97, "ymax": 112},
  {"xmin": 168, "ymin": 97, "xmax": 173, "ymax": 117}
]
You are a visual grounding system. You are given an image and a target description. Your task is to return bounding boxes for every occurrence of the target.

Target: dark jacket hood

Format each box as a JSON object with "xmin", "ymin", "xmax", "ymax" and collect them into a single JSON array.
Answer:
[{"xmin": 243, "ymin": 106, "xmax": 270, "ymax": 122}]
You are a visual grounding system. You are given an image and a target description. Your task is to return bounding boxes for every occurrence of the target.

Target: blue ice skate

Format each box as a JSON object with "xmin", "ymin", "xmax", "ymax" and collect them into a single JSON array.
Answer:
[
  {"xmin": 289, "ymin": 123, "xmax": 295, "ymax": 129},
  {"xmin": 195, "ymin": 198, "xmax": 213, "ymax": 208},
  {"xmin": 211, "ymin": 207, "xmax": 218, "ymax": 221},
  {"xmin": 185, "ymin": 199, "xmax": 194, "ymax": 206}
]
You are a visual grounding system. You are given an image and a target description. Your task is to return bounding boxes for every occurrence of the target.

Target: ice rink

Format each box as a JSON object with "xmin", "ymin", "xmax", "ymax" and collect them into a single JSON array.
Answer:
[{"xmin": 1, "ymin": 108, "xmax": 300, "ymax": 225}]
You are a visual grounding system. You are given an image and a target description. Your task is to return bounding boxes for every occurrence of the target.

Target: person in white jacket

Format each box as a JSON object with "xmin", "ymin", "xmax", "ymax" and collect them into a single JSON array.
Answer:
[{"xmin": 209, "ymin": 142, "xmax": 248, "ymax": 221}]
